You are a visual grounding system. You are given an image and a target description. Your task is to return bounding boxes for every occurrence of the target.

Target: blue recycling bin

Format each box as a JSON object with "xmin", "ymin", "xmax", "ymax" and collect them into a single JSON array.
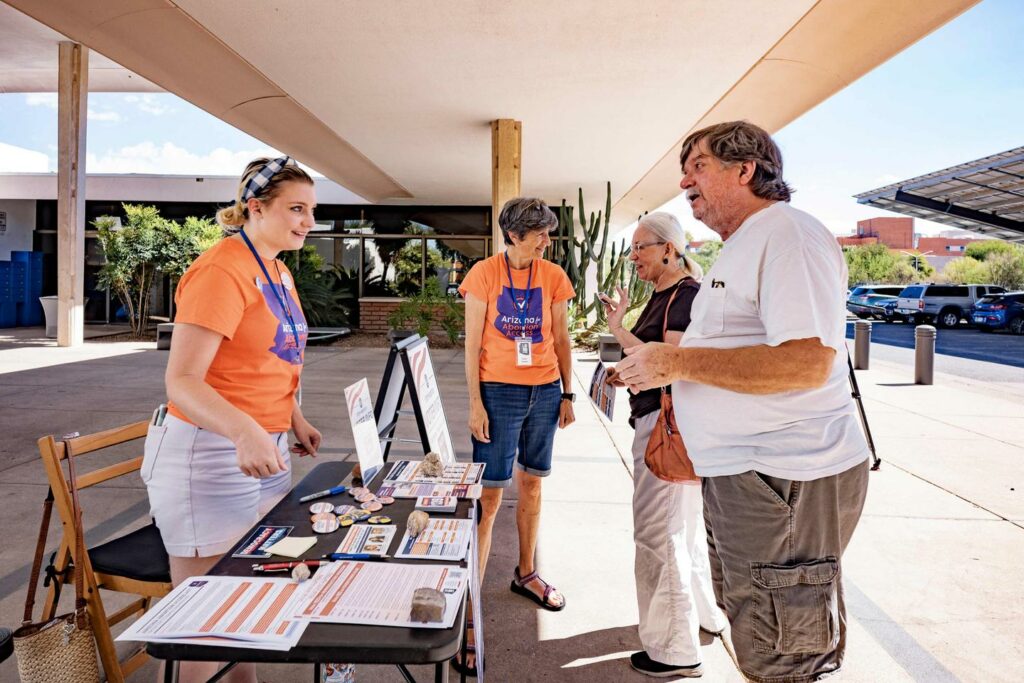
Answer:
[{"xmin": 12, "ymin": 251, "xmax": 44, "ymax": 326}]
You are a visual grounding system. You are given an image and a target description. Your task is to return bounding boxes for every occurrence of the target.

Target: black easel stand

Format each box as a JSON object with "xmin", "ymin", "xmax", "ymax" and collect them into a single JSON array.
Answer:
[{"xmin": 847, "ymin": 351, "xmax": 881, "ymax": 471}]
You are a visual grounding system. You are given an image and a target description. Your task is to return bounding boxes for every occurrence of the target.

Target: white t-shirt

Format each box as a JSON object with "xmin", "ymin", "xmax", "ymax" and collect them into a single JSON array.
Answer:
[{"xmin": 674, "ymin": 201, "xmax": 869, "ymax": 481}]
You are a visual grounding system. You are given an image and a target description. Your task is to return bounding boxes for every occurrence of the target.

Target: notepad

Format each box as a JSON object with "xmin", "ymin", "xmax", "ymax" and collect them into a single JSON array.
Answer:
[{"xmin": 265, "ymin": 536, "xmax": 317, "ymax": 559}]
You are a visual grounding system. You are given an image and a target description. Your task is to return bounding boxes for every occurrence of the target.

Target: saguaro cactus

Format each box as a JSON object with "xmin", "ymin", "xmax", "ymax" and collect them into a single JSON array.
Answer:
[{"xmin": 554, "ymin": 182, "xmax": 650, "ymax": 345}]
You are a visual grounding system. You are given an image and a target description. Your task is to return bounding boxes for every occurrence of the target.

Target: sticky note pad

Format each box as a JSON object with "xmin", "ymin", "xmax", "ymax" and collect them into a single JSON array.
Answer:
[{"xmin": 265, "ymin": 536, "xmax": 317, "ymax": 559}]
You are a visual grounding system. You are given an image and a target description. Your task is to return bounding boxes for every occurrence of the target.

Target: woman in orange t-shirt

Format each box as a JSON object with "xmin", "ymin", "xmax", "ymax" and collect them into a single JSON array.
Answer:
[
  {"xmin": 141, "ymin": 157, "xmax": 321, "ymax": 683},
  {"xmin": 455, "ymin": 198, "xmax": 576, "ymax": 676}
]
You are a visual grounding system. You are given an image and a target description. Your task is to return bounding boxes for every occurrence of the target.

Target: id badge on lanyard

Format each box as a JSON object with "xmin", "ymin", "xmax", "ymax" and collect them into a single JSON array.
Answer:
[{"xmin": 505, "ymin": 254, "xmax": 535, "ymax": 367}]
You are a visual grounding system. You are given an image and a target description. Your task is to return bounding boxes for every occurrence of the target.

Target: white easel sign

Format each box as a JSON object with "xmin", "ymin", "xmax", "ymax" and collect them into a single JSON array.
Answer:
[
  {"xmin": 344, "ymin": 378, "xmax": 385, "ymax": 484},
  {"xmin": 406, "ymin": 341, "xmax": 457, "ymax": 465}
]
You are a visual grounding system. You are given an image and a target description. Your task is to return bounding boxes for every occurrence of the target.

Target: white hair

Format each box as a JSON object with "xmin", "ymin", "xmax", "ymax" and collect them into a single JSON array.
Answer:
[{"xmin": 637, "ymin": 212, "xmax": 704, "ymax": 281}]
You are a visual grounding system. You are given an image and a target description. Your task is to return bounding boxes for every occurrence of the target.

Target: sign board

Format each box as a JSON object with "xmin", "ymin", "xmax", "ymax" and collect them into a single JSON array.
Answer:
[
  {"xmin": 402, "ymin": 337, "xmax": 457, "ymax": 465},
  {"xmin": 344, "ymin": 378, "xmax": 384, "ymax": 483}
]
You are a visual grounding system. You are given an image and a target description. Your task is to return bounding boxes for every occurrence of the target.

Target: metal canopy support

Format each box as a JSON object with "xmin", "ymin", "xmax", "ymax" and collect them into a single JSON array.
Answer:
[{"xmin": 893, "ymin": 189, "xmax": 1024, "ymax": 237}]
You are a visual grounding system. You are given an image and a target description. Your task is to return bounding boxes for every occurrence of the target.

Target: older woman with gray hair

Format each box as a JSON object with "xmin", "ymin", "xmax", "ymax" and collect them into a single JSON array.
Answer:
[
  {"xmin": 602, "ymin": 212, "xmax": 726, "ymax": 678},
  {"xmin": 455, "ymin": 197, "xmax": 576, "ymax": 677}
]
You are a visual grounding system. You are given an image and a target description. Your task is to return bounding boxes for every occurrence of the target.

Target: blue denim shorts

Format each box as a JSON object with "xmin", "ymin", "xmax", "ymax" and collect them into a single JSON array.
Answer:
[{"xmin": 473, "ymin": 380, "xmax": 562, "ymax": 488}]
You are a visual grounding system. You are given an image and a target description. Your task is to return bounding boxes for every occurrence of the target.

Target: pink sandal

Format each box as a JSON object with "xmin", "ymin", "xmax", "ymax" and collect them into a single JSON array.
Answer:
[{"xmin": 510, "ymin": 566, "xmax": 565, "ymax": 611}]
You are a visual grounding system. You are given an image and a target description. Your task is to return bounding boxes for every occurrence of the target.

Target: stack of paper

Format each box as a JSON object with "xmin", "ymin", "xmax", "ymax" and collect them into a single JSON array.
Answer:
[
  {"xmin": 384, "ymin": 460, "xmax": 485, "ymax": 485},
  {"xmin": 395, "ymin": 518, "xmax": 473, "ymax": 562},
  {"xmin": 117, "ymin": 575, "xmax": 309, "ymax": 650},
  {"xmin": 376, "ymin": 482, "xmax": 482, "ymax": 500}
]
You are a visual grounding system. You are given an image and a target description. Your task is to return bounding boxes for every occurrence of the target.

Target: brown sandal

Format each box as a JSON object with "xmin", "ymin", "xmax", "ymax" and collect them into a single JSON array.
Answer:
[{"xmin": 510, "ymin": 566, "xmax": 565, "ymax": 611}]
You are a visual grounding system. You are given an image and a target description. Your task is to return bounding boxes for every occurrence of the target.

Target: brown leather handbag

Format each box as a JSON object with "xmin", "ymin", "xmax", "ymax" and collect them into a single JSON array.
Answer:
[
  {"xmin": 14, "ymin": 435, "xmax": 102, "ymax": 683},
  {"xmin": 643, "ymin": 284, "xmax": 699, "ymax": 483}
]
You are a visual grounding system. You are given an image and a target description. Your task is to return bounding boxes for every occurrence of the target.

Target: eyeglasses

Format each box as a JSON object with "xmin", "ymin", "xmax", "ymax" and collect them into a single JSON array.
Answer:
[{"xmin": 631, "ymin": 241, "xmax": 666, "ymax": 252}]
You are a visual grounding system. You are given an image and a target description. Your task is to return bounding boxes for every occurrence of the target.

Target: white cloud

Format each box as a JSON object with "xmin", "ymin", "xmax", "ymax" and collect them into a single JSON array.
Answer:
[
  {"xmin": 86, "ymin": 141, "xmax": 280, "ymax": 175},
  {"xmin": 121, "ymin": 93, "xmax": 172, "ymax": 116},
  {"xmin": 88, "ymin": 109, "xmax": 122, "ymax": 122},
  {"xmin": 0, "ymin": 142, "xmax": 50, "ymax": 172},
  {"xmin": 24, "ymin": 93, "xmax": 57, "ymax": 109}
]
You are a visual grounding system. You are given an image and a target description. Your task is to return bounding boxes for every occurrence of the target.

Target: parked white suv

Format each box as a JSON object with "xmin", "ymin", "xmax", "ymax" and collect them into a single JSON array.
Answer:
[{"xmin": 896, "ymin": 283, "xmax": 1007, "ymax": 328}]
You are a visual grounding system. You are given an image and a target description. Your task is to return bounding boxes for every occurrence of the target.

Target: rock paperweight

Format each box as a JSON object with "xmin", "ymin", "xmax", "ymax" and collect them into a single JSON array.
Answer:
[
  {"xmin": 420, "ymin": 452, "xmax": 444, "ymax": 478},
  {"xmin": 291, "ymin": 563, "xmax": 311, "ymax": 583},
  {"xmin": 410, "ymin": 587, "xmax": 445, "ymax": 623},
  {"xmin": 407, "ymin": 510, "xmax": 430, "ymax": 537}
]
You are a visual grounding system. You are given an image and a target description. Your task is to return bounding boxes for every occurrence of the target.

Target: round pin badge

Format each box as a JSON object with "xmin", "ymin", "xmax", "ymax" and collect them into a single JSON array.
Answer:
[
  {"xmin": 349, "ymin": 487, "xmax": 369, "ymax": 498},
  {"xmin": 355, "ymin": 492, "xmax": 376, "ymax": 504},
  {"xmin": 311, "ymin": 512, "xmax": 336, "ymax": 524},
  {"xmin": 367, "ymin": 515, "xmax": 391, "ymax": 525},
  {"xmin": 376, "ymin": 496, "xmax": 395, "ymax": 505},
  {"xmin": 312, "ymin": 517, "xmax": 340, "ymax": 533},
  {"xmin": 309, "ymin": 502, "xmax": 335, "ymax": 514},
  {"xmin": 334, "ymin": 504, "xmax": 356, "ymax": 515},
  {"xmin": 361, "ymin": 500, "xmax": 383, "ymax": 513},
  {"xmin": 350, "ymin": 509, "xmax": 371, "ymax": 522},
  {"xmin": 282, "ymin": 273, "xmax": 293, "ymax": 290},
  {"xmin": 337, "ymin": 514, "xmax": 355, "ymax": 527}
]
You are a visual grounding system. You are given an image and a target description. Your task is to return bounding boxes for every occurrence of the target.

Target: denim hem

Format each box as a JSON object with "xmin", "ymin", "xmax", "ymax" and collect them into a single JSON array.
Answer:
[{"xmin": 516, "ymin": 463, "xmax": 551, "ymax": 477}]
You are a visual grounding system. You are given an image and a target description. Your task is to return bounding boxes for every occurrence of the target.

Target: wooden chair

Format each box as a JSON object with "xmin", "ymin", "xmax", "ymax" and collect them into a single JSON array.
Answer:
[{"xmin": 37, "ymin": 421, "xmax": 172, "ymax": 683}]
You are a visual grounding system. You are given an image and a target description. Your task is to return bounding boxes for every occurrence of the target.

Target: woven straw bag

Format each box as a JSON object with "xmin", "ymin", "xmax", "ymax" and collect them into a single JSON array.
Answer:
[{"xmin": 14, "ymin": 435, "xmax": 101, "ymax": 682}]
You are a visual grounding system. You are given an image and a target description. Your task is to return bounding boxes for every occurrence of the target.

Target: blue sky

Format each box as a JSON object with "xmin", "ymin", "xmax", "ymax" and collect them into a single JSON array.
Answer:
[{"xmin": 1, "ymin": 0, "xmax": 1021, "ymax": 240}]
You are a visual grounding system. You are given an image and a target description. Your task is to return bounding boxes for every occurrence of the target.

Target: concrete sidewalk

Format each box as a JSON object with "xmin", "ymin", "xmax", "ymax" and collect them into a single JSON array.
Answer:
[{"xmin": 0, "ymin": 335, "xmax": 1020, "ymax": 682}]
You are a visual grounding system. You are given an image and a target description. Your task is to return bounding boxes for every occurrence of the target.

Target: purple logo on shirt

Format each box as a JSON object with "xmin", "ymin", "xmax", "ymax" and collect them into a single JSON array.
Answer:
[
  {"xmin": 494, "ymin": 285, "xmax": 543, "ymax": 342},
  {"xmin": 261, "ymin": 284, "xmax": 307, "ymax": 365}
]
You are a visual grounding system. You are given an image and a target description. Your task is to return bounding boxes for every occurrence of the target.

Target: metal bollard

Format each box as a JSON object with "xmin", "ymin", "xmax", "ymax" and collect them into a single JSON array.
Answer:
[
  {"xmin": 853, "ymin": 320, "xmax": 872, "ymax": 370},
  {"xmin": 914, "ymin": 325, "xmax": 936, "ymax": 385}
]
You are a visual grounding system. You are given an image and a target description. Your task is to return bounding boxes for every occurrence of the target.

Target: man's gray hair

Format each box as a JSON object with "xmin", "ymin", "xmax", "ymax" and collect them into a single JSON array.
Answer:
[
  {"xmin": 679, "ymin": 121, "xmax": 793, "ymax": 202},
  {"xmin": 637, "ymin": 212, "xmax": 704, "ymax": 281},
  {"xmin": 498, "ymin": 197, "xmax": 558, "ymax": 246}
]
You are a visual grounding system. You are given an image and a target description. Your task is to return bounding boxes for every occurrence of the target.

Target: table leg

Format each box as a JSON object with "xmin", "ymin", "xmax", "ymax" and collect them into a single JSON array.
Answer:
[
  {"xmin": 162, "ymin": 660, "xmax": 178, "ymax": 683},
  {"xmin": 313, "ymin": 662, "xmax": 321, "ymax": 682},
  {"xmin": 434, "ymin": 660, "xmax": 449, "ymax": 683}
]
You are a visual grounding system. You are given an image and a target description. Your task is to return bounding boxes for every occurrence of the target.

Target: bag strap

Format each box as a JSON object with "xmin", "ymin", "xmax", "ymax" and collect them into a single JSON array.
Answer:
[
  {"xmin": 21, "ymin": 486, "xmax": 55, "ymax": 625},
  {"xmin": 63, "ymin": 436, "xmax": 90, "ymax": 621},
  {"xmin": 658, "ymin": 281, "xmax": 685, "ymax": 396}
]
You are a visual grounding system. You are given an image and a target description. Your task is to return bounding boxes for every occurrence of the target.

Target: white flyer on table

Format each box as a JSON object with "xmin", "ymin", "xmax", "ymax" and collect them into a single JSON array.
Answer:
[
  {"xmin": 335, "ymin": 524, "xmax": 396, "ymax": 557},
  {"xmin": 384, "ymin": 460, "xmax": 484, "ymax": 485},
  {"xmin": 344, "ymin": 378, "xmax": 385, "ymax": 483},
  {"xmin": 406, "ymin": 342, "xmax": 457, "ymax": 465},
  {"xmin": 295, "ymin": 560, "xmax": 468, "ymax": 629},
  {"xmin": 395, "ymin": 518, "xmax": 473, "ymax": 562},
  {"xmin": 116, "ymin": 575, "xmax": 309, "ymax": 650},
  {"xmin": 376, "ymin": 482, "xmax": 482, "ymax": 500}
]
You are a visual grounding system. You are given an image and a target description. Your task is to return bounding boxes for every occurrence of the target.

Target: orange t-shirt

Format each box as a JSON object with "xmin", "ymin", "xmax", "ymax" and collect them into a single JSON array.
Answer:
[
  {"xmin": 459, "ymin": 254, "xmax": 575, "ymax": 385},
  {"xmin": 167, "ymin": 237, "xmax": 308, "ymax": 432}
]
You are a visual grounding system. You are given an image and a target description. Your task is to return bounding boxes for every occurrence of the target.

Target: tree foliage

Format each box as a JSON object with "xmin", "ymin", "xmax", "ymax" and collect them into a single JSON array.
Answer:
[
  {"xmin": 843, "ymin": 244, "xmax": 926, "ymax": 286},
  {"xmin": 691, "ymin": 241, "xmax": 723, "ymax": 274},
  {"xmin": 964, "ymin": 239, "xmax": 1016, "ymax": 262},
  {"xmin": 943, "ymin": 242, "xmax": 1024, "ymax": 289},
  {"xmin": 280, "ymin": 246, "xmax": 354, "ymax": 327}
]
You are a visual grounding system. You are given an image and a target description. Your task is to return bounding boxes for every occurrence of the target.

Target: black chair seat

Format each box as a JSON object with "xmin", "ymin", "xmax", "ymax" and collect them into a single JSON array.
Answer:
[{"xmin": 89, "ymin": 523, "xmax": 171, "ymax": 584}]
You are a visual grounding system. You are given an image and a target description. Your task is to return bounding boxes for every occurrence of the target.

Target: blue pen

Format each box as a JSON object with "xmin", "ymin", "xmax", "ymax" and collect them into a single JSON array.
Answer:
[
  {"xmin": 299, "ymin": 485, "xmax": 347, "ymax": 503},
  {"xmin": 322, "ymin": 553, "xmax": 389, "ymax": 561}
]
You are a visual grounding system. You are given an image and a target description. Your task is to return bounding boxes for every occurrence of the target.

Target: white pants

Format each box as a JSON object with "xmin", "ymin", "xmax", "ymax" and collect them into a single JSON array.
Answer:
[
  {"xmin": 632, "ymin": 410, "xmax": 726, "ymax": 666},
  {"xmin": 142, "ymin": 415, "xmax": 291, "ymax": 558}
]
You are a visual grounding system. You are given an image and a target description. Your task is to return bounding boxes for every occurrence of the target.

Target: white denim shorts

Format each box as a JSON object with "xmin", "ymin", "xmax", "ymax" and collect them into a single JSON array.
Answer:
[{"xmin": 142, "ymin": 414, "xmax": 291, "ymax": 558}]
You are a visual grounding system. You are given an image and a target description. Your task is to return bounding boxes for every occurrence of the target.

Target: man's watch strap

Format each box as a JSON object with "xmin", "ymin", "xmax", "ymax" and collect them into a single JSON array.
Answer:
[{"xmin": 561, "ymin": 392, "xmax": 576, "ymax": 402}]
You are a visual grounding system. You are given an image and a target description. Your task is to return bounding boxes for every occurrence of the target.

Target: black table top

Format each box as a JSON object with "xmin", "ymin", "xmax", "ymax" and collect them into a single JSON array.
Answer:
[{"xmin": 146, "ymin": 460, "xmax": 471, "ymax": 664}]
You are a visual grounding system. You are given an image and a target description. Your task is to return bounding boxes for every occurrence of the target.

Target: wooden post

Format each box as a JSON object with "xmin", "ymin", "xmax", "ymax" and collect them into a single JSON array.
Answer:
[
  {"xmin": 490, "ymin": 119, "xmax": 521, "ymax": 254},
  {"xmin": 57, "ymin": 42, "xmax": 88, "ymax": 347}
]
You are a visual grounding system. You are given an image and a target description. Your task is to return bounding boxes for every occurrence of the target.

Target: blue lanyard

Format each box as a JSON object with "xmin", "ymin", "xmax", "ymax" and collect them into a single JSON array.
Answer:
[
  {"xmin": 503, "ymin": 253, "xmax": 535, "ymax": 332},
  {"xmin": 239, "ymin": 229, "xmax": 302, "ymax": 362}
]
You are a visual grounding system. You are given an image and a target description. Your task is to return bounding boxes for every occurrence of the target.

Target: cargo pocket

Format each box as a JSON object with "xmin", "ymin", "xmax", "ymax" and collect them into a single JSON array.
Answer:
[
  {"xmin": 140, "ymin": 424, "xmax": 167, "ymax": 484},
  {"xmin": 751, "ymin": 557, "xmax": 840, "ymax": 655}
]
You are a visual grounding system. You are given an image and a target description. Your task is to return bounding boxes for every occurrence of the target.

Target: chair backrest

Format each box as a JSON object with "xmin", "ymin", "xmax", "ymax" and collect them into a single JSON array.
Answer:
[{"xmin": 36, "ymin": 421, "xmax": 150, "ymax": 557}]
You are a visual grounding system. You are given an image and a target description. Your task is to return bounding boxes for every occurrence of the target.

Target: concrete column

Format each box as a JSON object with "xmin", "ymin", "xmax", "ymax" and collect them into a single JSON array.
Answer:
[
  {"xmin": 490, "ymin": 119, "xmax": 521, "ymax": 255},
  {"xmin": 914, "ymin": 325, "xmax": 936, "ymax": 385},
  {"xmin": 853, "ymin": 320, "xmax": 872, "ymax": 370},
  {"xmin": 57, "ymin": 42, "xmax": 88, "ymax": 347}
]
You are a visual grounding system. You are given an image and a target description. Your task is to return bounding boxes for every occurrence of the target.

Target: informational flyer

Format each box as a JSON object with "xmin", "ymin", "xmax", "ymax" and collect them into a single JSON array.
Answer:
[
  {"xmin": 335, "ymin": 524, "xmax": 396, "ymax": 557},
  {"xmin": 344, "ymin": 378, "xmax": 385, "ymax": 483},
  {"xmin": 231, "ymin": 525, "xmax": 294, "ymax": 559},
  {"xmin": 116, "ymin": 575, "xmax": 309, "ymax": 650},
  {"xmin": 395, "ymin": 518, "xmax": 473, "ymax": 562},
  {"xmin": 376, "ymin": 482, "xmax": 482, "ymax": 500},
  {"xmin": 588, "ymin": 361, "xmax": 616, "ymax": 420},
  {"xmin": 385, "ymin": 460, "xmax": 484, "ymax": 485},
  {"xmin": 406, "ymin": 342, "xmax": 457, "ymax": 465},
  {"xmin": 296, "ymin": 560, "xmax": 468, "ymax": 629}
]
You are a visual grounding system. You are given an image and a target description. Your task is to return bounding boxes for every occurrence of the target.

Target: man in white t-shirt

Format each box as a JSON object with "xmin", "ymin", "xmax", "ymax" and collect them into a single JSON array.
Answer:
[{"xmin": 616, "ymin": 121, "xmax": 870, "ymax": 683}]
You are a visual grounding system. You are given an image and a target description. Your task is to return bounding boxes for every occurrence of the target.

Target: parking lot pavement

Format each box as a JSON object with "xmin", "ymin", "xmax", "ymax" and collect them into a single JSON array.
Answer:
[{"xmin": 845, "ymin": 320, "xmax": 1024, "ymax": 368}]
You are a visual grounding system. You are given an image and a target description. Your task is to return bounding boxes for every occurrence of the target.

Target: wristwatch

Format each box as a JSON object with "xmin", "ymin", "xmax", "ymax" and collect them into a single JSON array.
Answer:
[{"xmin": 561, "ymin": 392, "xmax": 576, "ymax": 402}]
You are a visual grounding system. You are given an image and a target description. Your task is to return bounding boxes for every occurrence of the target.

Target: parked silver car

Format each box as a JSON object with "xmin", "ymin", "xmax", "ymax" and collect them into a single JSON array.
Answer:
[{"xmin": 896, "ymin": 283, "xmax": 1007, "ymax": 328}]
